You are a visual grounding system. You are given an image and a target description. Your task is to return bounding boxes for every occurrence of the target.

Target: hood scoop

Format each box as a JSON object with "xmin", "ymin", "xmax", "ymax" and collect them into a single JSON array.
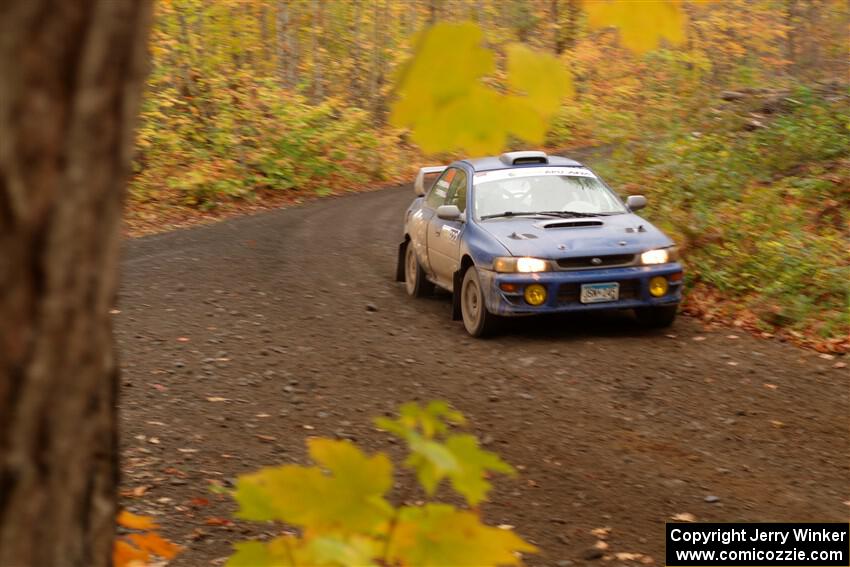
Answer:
[
  {"xmin": 540, "ymin": 219, "xmax": 604, "ymax": 229},
  {"xmin": 508, "ymin": 232, "xmax": 538, "ymax": 240}
]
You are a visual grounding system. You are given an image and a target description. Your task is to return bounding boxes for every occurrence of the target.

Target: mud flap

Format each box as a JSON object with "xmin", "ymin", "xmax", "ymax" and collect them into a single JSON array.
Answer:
[
  {"xmin": 451, "ymin": 269, "xmax": 463, "ymax": 320},
  {"xmin": 395, "ymin": 242, "xmax": 406, "ymax": 282}
]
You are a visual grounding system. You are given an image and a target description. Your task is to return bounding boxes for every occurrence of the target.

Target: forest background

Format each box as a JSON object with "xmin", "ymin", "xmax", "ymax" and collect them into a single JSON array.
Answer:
[{"xmin": 130, "ymin": 0, "xmax": 849, "ymax": 348}]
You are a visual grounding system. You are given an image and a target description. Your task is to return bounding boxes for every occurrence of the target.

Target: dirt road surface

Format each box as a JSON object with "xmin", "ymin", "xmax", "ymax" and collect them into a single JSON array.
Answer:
[{"xmin": 117, "ymin": 182, "xmax": 849, "ymax": 566}]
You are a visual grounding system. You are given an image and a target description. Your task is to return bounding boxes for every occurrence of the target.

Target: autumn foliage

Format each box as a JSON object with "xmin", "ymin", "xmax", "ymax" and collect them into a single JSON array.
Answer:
[
  {"xmin": 228, "ymin": 402, "xmax": 536, "ymax": 566},
  {"xmin": 131, "ymin": 0, "xmax": 847, "ymax": 344},
  {"xmin": 114, "ymin": 510, "xmax": 182, "ymax": 567}
]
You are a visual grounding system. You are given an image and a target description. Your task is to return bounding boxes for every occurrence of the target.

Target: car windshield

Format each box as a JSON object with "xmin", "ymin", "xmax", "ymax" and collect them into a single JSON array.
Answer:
[{"xmin": 473, "ymin": 167, "xmax": 627, "ymax": 220}]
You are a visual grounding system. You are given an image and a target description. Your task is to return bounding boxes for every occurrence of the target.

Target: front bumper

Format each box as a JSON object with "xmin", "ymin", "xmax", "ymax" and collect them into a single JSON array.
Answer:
[{"xmin": 478, "ymin": 263, "xmax": 684, "ymax": 316}]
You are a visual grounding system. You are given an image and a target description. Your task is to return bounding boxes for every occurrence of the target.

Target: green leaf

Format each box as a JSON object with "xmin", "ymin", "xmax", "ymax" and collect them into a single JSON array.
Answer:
[
  {"xmin": 303, "ymin": 535, "xmax": 381, "ymax": 566},
  {"xmin": 376, "ymin": 400, "xmax": 465, "ymax": 441},
  {"xmin": 405, "ymin": 437, "xmax": 460, "ymax": 494},
  {"xmin": 388, "ymin": 504, "xmax": 538, "ymax": 566},
  {"xmin": 444, "ymin": 434, "xmax": 515, "ymax": 505},
  {"xmin": 226, "ymin": 540, "xmax": 293, "ymax": 567},
  {"xmin": 233, "ymin": 439, "xmax": 394, "ymax": 534}
]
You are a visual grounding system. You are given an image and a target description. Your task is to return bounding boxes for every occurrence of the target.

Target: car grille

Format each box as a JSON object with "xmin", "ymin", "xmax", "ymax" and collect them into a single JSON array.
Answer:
[
  {"xmin": 557, "ymin": 254, "xmax": 636, "ymax": 269},
  {"xmin": 557, "ymin": 279, "xmax": 640, "ymax": 303}
]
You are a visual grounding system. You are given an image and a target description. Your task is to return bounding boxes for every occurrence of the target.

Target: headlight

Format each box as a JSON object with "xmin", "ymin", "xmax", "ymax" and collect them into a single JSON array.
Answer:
[
  {"xmin": 493, "ymin": 257, "xmax": 550, "ymax": 273},
  {"xmin": 641, "ymin": 247, "xmax": 678, "ymax": 265}
]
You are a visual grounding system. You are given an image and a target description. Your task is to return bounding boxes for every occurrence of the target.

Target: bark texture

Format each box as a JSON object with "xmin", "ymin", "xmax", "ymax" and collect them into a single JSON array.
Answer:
[{"xmin": 0, "ymin": 1, "xmax": 151, "ymax": 565}]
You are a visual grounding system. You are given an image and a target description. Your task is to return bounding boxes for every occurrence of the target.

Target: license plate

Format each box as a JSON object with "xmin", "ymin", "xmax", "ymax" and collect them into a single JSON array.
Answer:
[{"xmin": 580, "ymin": 282, "xmax": 619, "ymax": 304}]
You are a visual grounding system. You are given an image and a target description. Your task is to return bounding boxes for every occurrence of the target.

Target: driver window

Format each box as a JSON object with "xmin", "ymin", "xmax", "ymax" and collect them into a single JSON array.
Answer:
[
  {"xmin": 445, "ymin": 169, "xmax": 469, "ymax": 212},
  {"xmin": 426, "ymin": 168, "xmax": 455, "ymax": 209}
]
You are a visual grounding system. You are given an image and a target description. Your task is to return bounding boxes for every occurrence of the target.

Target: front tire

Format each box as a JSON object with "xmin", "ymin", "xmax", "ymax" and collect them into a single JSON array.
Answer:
[
  {"xmin": 635, "ymin": 305, "xmax": 678, "ymax": 328},
  {"xmin": 404, "ymin": 242, "xmax": 434, "ymax": 297},
  {"xmin": 460, "ymin": 267, "xmax": 499, "ymax": 337}
]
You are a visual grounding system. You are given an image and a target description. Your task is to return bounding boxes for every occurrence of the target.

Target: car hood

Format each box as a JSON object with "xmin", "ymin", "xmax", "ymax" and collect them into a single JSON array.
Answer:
[{"xmin": 478, "ymin": 213, "xmax": 674, "ymax": 258}]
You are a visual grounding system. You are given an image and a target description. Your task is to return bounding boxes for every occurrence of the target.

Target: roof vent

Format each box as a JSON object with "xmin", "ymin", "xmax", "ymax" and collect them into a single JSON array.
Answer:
[{"xmin": 499, "ymin": 151, "xmax": 548, "ymax": 165}]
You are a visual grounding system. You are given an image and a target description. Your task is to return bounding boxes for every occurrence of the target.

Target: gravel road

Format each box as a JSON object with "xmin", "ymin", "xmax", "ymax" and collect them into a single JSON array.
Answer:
[{"xmin": 117, "ymin": 182, "xmax": 849, "ymax": 566}]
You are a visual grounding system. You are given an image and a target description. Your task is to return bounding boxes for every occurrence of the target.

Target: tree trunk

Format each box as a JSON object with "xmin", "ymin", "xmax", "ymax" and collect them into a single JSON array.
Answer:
[
  {"xmin": 0, "ymin": 1, "xmax": 152, "ymax": 566},
  {"xmin": 312, "ymin": 0, "xmax": 323, "ymax": 102},
  {"xmin": 351, "ymin": 0, "xmax": 364, "ymax": 107}
]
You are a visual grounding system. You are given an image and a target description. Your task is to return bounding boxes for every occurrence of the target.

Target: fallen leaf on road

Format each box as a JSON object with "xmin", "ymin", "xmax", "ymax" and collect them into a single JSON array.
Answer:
[
  {"xmin": 190, "ymin": 497, "xmax": 210, "ymax": 507},
  {"xmin": 127, "ymin": 532, "xmax": 182, "ymax": 559},
  {"xmin": 671, "ymin": 512, "xmax": 696, "ymax": 522},
  {"xmin": 692, "ymin": 336, "xmax": 706, "ymax": 341},
  {"xmin": 302, "ymin": 424, "xmax": 315, "ymax": 430},
  {"xmin": 117, "ymin": 510, "xmax": 159, "ymax": 530},
  {"xmin": 121, "ymin": 486, "xmax": 151, "ymax": 498},
  {"xmin": 834, "ymin": 362, "xmax": 847, "ymax": 369},
  {"xmin": 591, "ymin": 527, "xmax": 611, "ymax": 539},
  {"xmin": 727, "ymin": 361, "xmax": 739, "ymax": 366},
  {"xmin": 177, "ymin": 337, "xmax": 190, "ymax": 342},
  {"xmin": 205, "ymin": 397, "xmax": 229, "ymax": 402},
  {"xmin": 726, "ymin": 334, "xmax": 739, "ymax": 339},
  {"xmin": 204, "ymin": 517, "xmax": 233, "ymax": 526},
  {"xmin": 593, "ymin": 540, "xmax": 609, "ymax": 550},
  {"xmin": 177, "ymin": 448, "xmax": 198, "ymax": 453},
  {"xmin": 763, "ymin": 383, "xmax": 778, "ymax": 390},
  {"xmin": 770, "ymin": 420, "xmax": 785, "ymax": 428}
]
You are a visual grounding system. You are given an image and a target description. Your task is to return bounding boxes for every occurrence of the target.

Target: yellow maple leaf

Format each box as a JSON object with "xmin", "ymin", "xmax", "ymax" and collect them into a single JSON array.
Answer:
[
  {"xmin": 235, "ymin": 439, "xmax": 394, "ymax": 534},
  {"xmin": 391, "ymin": 23, "xmax": 571, "ymax": 154},
  {"xmin": 388, "ymin": 504, "xmax": 537, "ymax": 566},
  {"xmin": 583, "ymin": 0, "xmax": 687, "ymax": 53}
]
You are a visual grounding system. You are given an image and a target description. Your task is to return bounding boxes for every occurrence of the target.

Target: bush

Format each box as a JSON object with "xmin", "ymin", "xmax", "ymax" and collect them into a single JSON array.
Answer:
[{"xmin": 594, "ymin": 92, "xmax": 849, "ymax": 339}]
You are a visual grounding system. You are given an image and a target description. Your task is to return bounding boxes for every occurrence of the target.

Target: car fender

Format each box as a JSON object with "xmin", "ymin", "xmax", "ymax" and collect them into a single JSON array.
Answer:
[{"xmin": 450, "ymin": 220, "xmax": 511, "ymax": 318}]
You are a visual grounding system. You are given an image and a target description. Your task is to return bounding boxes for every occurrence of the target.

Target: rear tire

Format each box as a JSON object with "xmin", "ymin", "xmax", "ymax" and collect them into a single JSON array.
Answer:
[
  {"xmin": 635, "ymin": 305, "xmax": 678, "ymax": 328},
  {"xmin": 404, "ymin": 242, "xmax": 434, "ymax": 298},
  {"xmin": 460, "ymin": 267, "xmax": 499, "ymax": 337}
]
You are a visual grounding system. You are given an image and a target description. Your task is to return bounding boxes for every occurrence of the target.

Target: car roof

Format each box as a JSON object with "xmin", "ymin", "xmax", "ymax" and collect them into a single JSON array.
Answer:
[{"xmin": 460, "ymin": 153, "xmax": 583, "ymax": 172}]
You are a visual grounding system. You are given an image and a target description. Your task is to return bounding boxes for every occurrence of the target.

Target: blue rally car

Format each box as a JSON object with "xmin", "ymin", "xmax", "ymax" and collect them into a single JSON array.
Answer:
[{"xmin": 396, "ymin": 151, "xmax": 683, "ymax": 337}]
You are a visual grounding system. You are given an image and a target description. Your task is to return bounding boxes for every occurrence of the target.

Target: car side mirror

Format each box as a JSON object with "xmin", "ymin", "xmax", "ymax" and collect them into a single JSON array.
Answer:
[
  {"xmin": 414, "ymin": 165, "xmax": 447, "ymax": 197},
  {"xmin": 436, "ymin": 204, "xmax": 463, "ymax": 221},
  {"xmin": 626, "ymin": 195, "xmax": 647, "ymax": 211}
]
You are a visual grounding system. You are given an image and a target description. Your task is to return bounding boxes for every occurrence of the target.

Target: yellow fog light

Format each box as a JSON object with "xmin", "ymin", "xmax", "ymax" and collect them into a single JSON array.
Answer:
[
  {"xmin": 524, "ymin": 284, "xmax": 547, "ymax": 306},
  {"xmin": 649, "ymin": 276, "xmax": 669, "ymax": 297}
]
